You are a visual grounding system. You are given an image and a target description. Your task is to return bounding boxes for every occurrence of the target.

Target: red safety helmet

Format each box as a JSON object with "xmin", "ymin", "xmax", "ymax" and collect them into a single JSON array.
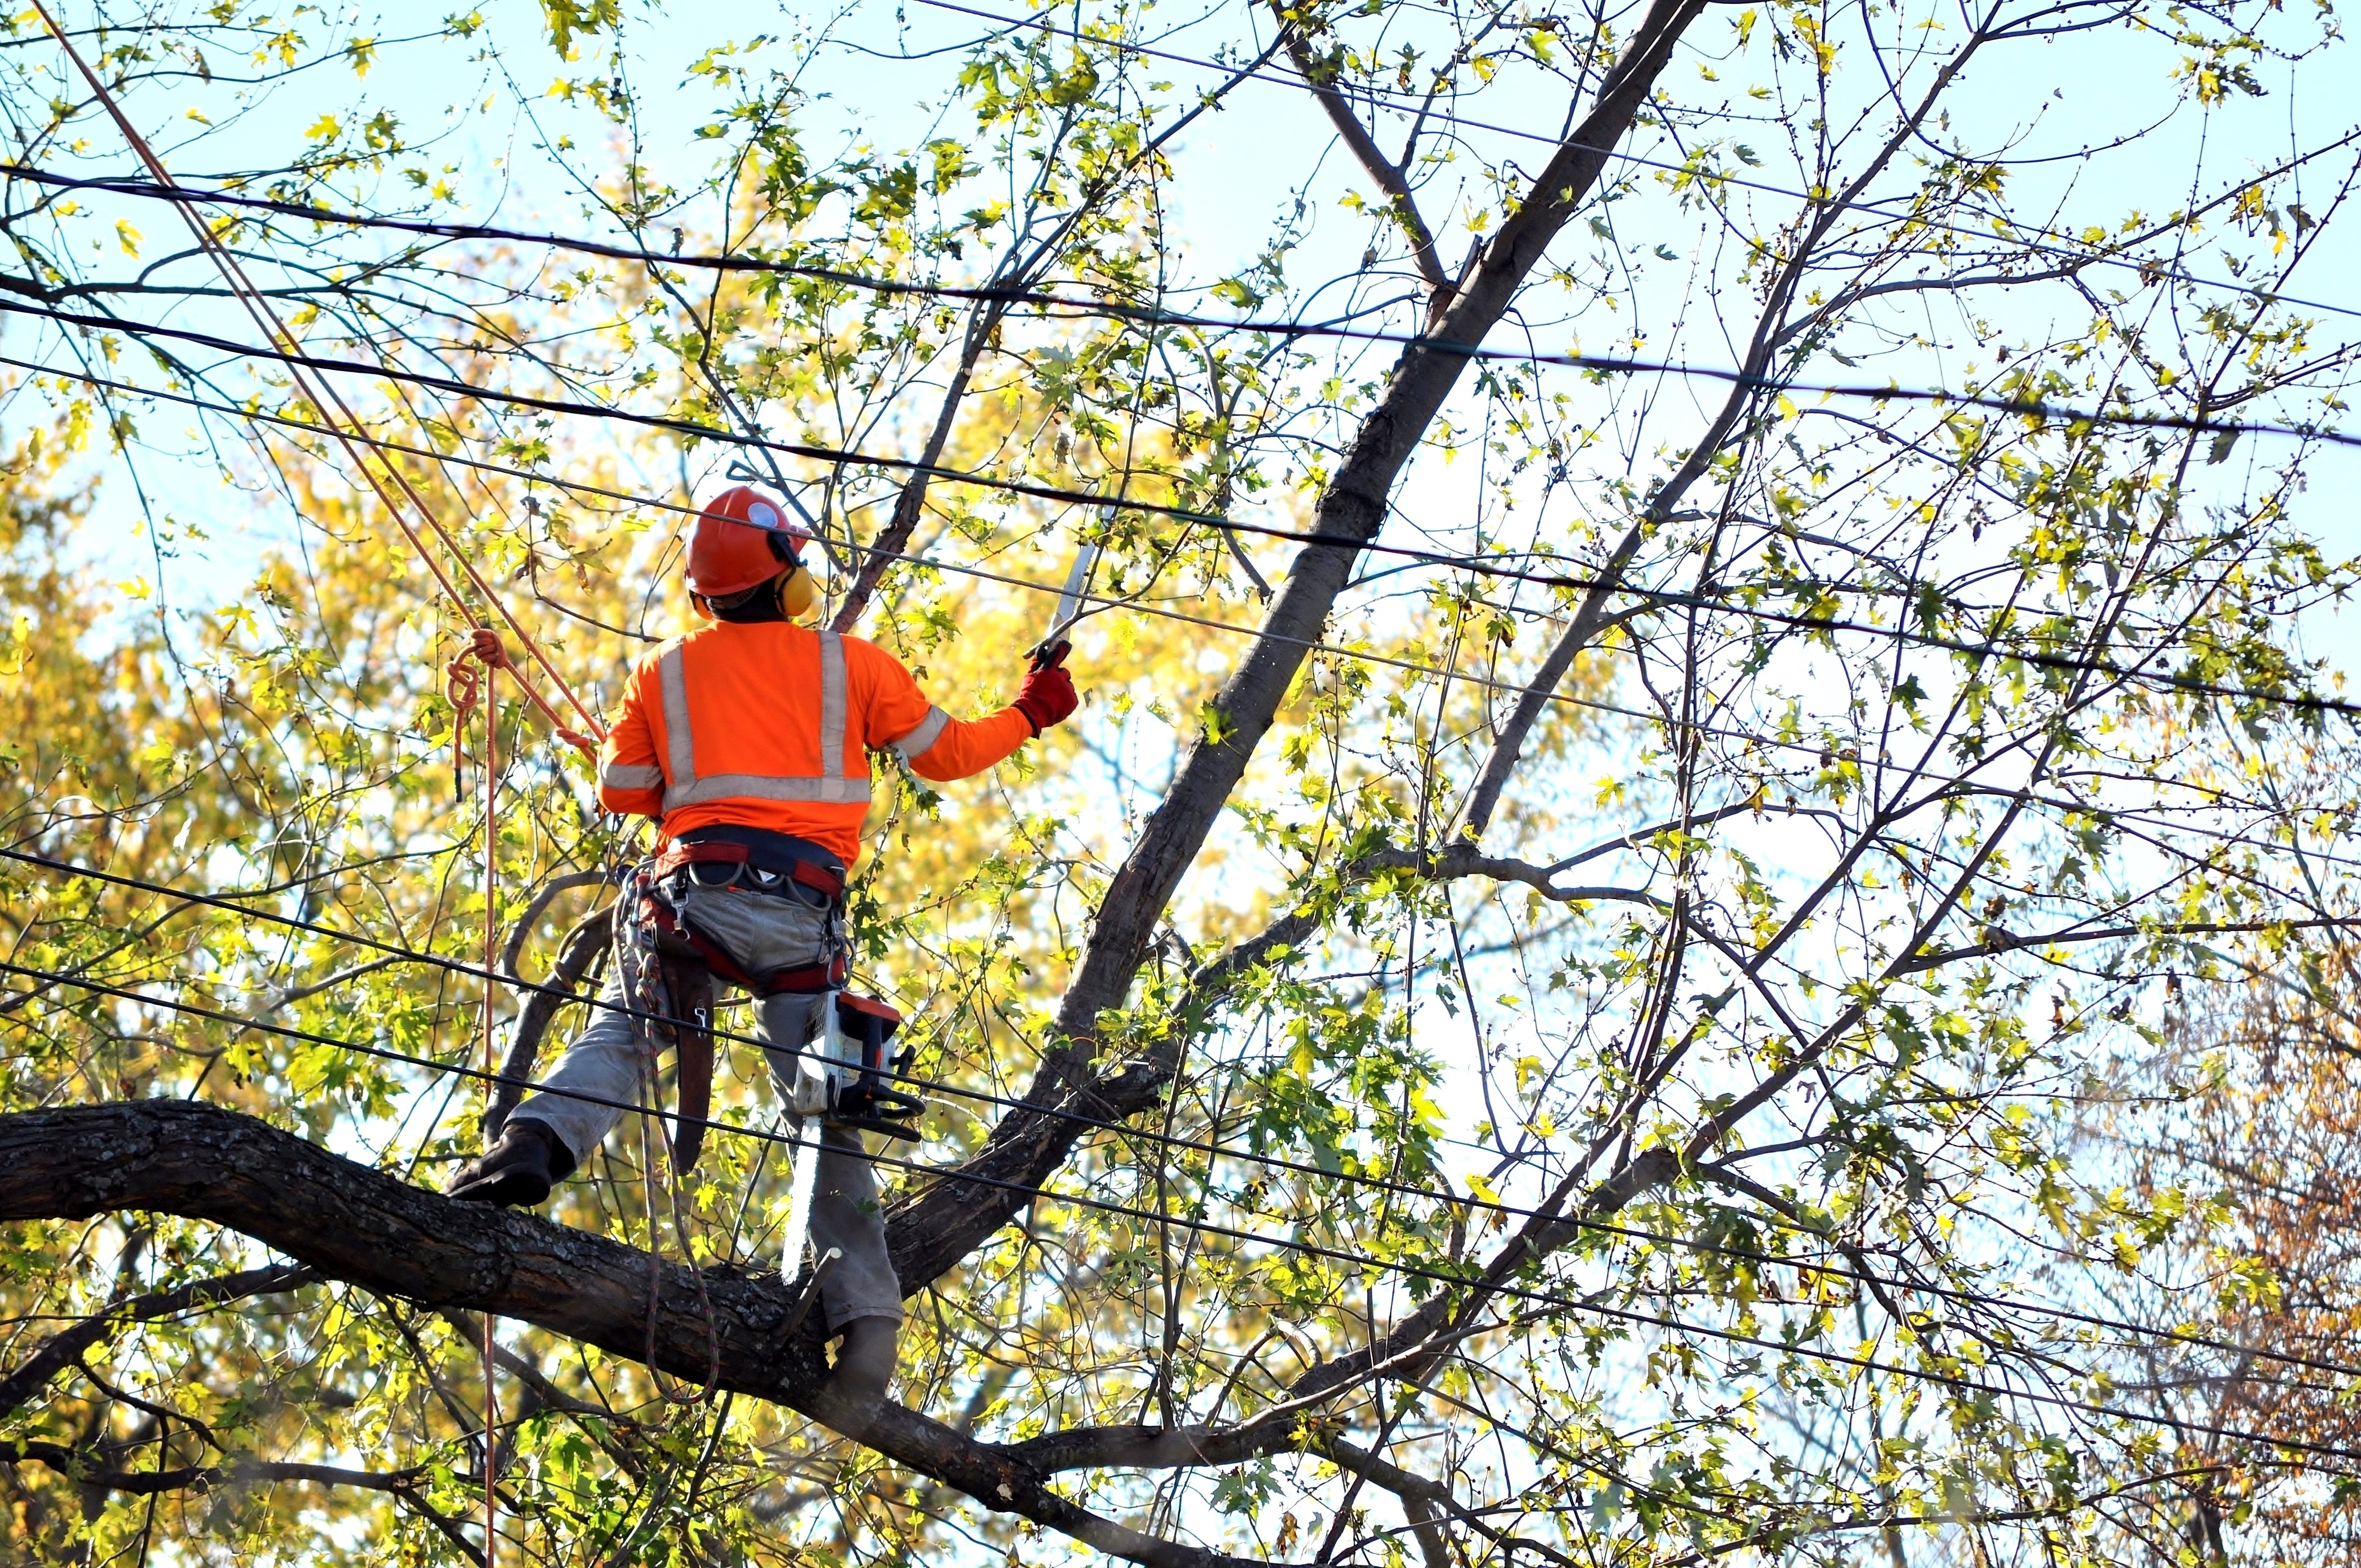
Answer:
[{"xmin": 686, "ymin": 485, "xmax": 809, "ymax": 600}]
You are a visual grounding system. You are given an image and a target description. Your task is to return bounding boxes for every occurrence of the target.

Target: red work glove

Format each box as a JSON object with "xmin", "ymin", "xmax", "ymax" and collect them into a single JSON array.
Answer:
[{"xmin": 1013, "ymin": 647, "xmax": 1079, "ymax": 736}]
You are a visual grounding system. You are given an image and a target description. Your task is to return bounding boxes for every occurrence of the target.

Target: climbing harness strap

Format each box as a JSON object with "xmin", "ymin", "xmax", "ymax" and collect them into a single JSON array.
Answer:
[
  {"xmin": 614, "ymin": 838, "xmax": 852, "ymax": 1173},
  {"xmin": 651, "ymin": 836, "xmax": 847, "ymax": 901}
]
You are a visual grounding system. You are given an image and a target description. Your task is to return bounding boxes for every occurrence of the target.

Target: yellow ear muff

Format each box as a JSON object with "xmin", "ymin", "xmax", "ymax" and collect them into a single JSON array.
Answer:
[{"xmin": 776, "ymin": 562, "xmax": 817, "ymax": 620}]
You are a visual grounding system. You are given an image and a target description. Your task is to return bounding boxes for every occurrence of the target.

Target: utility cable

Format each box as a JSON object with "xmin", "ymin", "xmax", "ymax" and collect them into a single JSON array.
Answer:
[
  {"xmin": 6, "ymin": 951, "xmax": 2361, "ymax": 1468},
  {"xmin": 0, "ymin": 349, "xmax": 1908, "ymax": 759},
  {"xmin": 21, "ymin": 155, "xmax": 2354, "ymax": 391},
  {"xmin": 3, "ymin": 274, "xmax": 2345, "ymax": 582},
  {"xmin": 1, "ymin": 216, "xmax": 2346, "ymax": 478},
  {"xmin": 9, "ymin": 335, "xmax": 2359, "ymax": 732},
  {"xmin": 14, "ymin": 0, "xmax": 2360, "ymax": 1491},
  {"xmin": 10, "ymin": 17, "xmax": 2354, "ymax": 348},
  {"xmin": 907, "ymin": 0, "xmax": 2361, "ymax": 329},
  {"xmin": 8, "ymin": 843, "xmax": 2361, "ymax": 1391}
]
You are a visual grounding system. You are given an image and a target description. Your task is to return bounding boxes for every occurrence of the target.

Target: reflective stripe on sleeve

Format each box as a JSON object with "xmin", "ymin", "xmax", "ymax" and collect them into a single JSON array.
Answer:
[
  {"xmin": 888, "ymin": 705, "xmax": 950, "ymax": 764},
  {"xmin": 601, "ymin": 763, "xmax": 663, "ymax": 790}
]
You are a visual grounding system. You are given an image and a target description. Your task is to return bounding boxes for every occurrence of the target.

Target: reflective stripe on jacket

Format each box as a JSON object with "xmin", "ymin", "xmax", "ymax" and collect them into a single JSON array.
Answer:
[{"xmin": 596, "ymin": 622, "xmax": 1033, "ymax": 864}]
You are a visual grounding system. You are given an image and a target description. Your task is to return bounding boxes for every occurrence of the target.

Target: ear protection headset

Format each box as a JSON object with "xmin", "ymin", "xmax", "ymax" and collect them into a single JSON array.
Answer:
[{"xmin": 772, "ymin": 551, "xmax": 818, "ymax": 619}]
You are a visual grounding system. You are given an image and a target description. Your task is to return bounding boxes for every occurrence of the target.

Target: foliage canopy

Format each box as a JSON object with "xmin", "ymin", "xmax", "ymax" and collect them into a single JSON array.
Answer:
[{"xmin": 2, "ymin": 0, "xmax": 2359, "ymax": 1565}]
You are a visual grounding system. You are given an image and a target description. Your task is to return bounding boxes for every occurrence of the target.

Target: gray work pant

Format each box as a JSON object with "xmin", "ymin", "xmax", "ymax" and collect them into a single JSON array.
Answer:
[{"xmin": 512, "ymin": 884, "xmax": 901, "ymax": 1331}]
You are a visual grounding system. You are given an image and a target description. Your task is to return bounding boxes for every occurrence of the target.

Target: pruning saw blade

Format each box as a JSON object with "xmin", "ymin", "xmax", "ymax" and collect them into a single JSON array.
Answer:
[{"xmin": 1030, "ymin": 526, "xmax": 1104, "ymax": 669}]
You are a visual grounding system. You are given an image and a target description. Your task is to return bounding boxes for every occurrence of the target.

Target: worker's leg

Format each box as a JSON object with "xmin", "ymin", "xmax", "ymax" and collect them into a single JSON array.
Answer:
[
  {"xmin": 452, "ymin": 974, "xmax": 639, "ymax": 1203},
  {"xmin": 754, "ymin": 991, "xmax": 901, "ymax": 1324},
  {"xmin": 809, "ymin": 1127, "xmax": 903, "ymax": 1330},
  {"xmin": 512, "ymin": 880, "xmax": 826, "ymax": 1155},
  {"xmin": 505, "ymin": 973, "xmax": 641, "ymax": 1164},
  {"xmin": 755, "ymin": 991, "xmax": 902, "ymax": 1404}
]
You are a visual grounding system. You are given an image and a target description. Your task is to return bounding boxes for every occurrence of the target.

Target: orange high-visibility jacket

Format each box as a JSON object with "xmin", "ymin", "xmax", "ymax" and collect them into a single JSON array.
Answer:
[{"xmin": 596, "ymin": 622, "xmax": 1032, "ymax": 865}]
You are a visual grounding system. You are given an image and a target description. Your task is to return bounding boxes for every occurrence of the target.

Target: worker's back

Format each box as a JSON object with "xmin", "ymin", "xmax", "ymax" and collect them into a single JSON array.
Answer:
[{"xmin": 598, "ymin": 619, "xmax": 1034, "ymax": 864}]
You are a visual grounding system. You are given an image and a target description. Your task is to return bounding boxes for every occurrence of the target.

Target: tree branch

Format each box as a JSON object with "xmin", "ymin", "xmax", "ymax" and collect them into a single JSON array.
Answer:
[
  {"xmin": 1272, "ymin": 9, "xmax": 1448, "ymax": 292},
  {"xmin": 883, "ymin": 0, "xmax": 1714, "ymax": 1296},
  {"xmin": 486, "ymin": 905, "xmax": 611, "ymax": 1140},
  {"xmin": 0, "ymin": 1261, "xmax": 319, "ymax": 1420},
  {"xmin": 0, "ymin": 1440, "xmax": 425, "ymax": 1498},
  {"xmin": 0, "ymin": 1101, "xmax": 1280, "ymax": 1568}
]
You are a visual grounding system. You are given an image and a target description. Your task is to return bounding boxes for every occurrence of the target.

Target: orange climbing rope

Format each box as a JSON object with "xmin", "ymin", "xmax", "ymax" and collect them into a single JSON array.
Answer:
[
  {"xmin": 27, "ymin": 1, "xmax": 602, "ymax": 758},
  {"xmin": 449, "ymin": 628, "xmax": 507, "ymax": 1562},
  {"xmin": 25, "ymin": 13, "xmax": 621, "ymax": 1564}
]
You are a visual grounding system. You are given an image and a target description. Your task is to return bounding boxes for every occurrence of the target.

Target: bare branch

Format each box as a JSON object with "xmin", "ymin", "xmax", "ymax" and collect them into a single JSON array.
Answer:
[
  {"xmin": 0, "ymin": 1262, "xmax": 318, "ymax": 1420},
  {"xmin": 1272, "ymin": 9, "xmax": 1449, "ymax": 292}
]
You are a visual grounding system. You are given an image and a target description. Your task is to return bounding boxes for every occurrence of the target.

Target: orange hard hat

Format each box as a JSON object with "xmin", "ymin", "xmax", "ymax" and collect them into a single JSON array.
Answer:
[{"xmin": 686, "ymin": 486, "xmax": 809, "ymax": 600}]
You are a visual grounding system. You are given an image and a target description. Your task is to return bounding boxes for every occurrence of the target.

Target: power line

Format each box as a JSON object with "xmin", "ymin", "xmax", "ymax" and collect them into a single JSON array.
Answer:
[
  {"xmin": 0, "ymin": 351, "xmax": 1764, "ymax": 752},
  {"xmin": 6, "ymin": 172, "xmax": 2351, "ymax": 469},
  {"xmin": 22, "ymin": 153, "xmax": 2359, "ymax": 408},
  {"xmin": 8, "ymin": 843, "xmax": 2361, "ymax": 1394},
  {"xmin": 40, "ymin": 293, "xmax": 2361, "ymax": 880},
  {"xmin": 6, "ymin": 949, "xmax": 2361, "ymax": 1468},
  {"xmin": 12, "ymin": 303, "xmax": 2361, "ymax": 729},
  {"xmin": 908, "ymin": 0, "xmax": 2361, "ymax": 329},
  {"xmin": 23, "ymin": 343, "xmax": 2361, "ymax": 944}
]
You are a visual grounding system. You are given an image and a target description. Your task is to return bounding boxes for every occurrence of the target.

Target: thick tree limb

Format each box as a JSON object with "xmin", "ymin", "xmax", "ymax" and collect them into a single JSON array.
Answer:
[
  {"xmin": 884, "ymin": 0, "xmax": 1714, "ymax": 1294},
  {"xmin": 498, "ymin": 870, "xmax": 608, "ymax": 981},
  {"xmin": 0, "ymin": 1101, "xmax": 1277, "ymax": 1568}
]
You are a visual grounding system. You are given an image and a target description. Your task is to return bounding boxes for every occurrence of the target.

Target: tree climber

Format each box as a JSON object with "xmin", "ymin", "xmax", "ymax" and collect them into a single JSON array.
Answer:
[{"xmin": 447, "ymin": 484, "xmax": 1079, "ymax": 1405}]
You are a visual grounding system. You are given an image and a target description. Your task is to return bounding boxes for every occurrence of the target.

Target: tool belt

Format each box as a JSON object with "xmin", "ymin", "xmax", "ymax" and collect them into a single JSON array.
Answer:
[
  {"xmin": 647, "ymin": 835, "xmax": 849, "ymax": 998},
  {"xmin": 618, "ymin": 829, "xmax": 917, "ymax": 1168}
]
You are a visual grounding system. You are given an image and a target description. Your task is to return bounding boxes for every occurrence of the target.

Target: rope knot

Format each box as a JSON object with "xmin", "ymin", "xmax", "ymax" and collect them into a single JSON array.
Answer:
[{"xmin": 445, "ymin": 628, "xmax": 511, "ymax": 779}]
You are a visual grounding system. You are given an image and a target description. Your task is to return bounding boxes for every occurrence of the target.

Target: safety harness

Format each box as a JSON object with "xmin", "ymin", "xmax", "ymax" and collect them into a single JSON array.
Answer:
[{"xmin": 614, "ymin": 832, "xmax": 921, "ymax": 1172}]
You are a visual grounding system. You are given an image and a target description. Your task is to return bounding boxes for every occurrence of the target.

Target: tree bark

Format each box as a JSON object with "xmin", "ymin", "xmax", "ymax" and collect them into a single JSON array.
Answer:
[{"xmin": 0, "ymin": 1100, "xmax": 1275, "ymax": 1568}]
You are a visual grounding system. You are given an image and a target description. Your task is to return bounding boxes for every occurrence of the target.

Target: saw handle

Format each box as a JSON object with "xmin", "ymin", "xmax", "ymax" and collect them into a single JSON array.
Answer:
[{"xmin": 1028, "ymin": 636, "xmax": 1072, "ymax": 674}]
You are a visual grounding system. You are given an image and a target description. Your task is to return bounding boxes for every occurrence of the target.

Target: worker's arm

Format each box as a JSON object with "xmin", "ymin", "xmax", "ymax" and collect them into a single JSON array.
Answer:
[
  {"xmin": 851, "ymin": 638, "xmax": 1040, "ymax": 782},
  {"xmin": 596, "ymin": 655, "xmax": 666, "ymax": 815}
]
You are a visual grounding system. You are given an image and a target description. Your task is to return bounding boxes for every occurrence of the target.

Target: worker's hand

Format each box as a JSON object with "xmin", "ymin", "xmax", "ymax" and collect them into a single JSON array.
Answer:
[{"xmin": 1014, "ymin": 647, "xmax": 1079, "ymax": 736}]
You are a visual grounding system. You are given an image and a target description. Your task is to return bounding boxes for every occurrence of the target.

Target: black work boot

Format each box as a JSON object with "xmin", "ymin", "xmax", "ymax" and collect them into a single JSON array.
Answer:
[
  {"xmin": 448, "ymin": 1118, "xmax": 575, "ymax": 1207},
  {"xmin": 825, "ymin": 1316, "xmax": 899, "ymax": 1408}
]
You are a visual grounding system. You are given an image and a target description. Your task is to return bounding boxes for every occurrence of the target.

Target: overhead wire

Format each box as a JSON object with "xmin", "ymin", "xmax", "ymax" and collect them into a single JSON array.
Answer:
[
  {"xmin": 21, "ymin": 339, "xmax": 2360, "ymax": 826},
  {"xmin": 904, "ymin": 0, "xmax": 2361, "ymax": 328},
  {"xmin": 10, "ymin": 3, "xmax": 2355, "ymax": 350},
  {"xmin": 4, "ymin": 182, "xmax": 2352, "ymax": 474},
  {"xmin": 7, "ymin": 949, "xmax": 2361, "ymax": 1469},
  {"xmin": 7, "ymin": 842, "xmax": 2361, "ymax": 1392},
  {"xmin": 18, "ymin": 155, "xmax": 2359, "ymax": 394},
  {"xmin": 23, "ymin": 336, "xmax": 2359, "ymax": 890},
  {"xmin": 15, "ymin": 3, "xmax": 2353, "ymax": 771},
  {"xmin": 7, "ymin": 306, "xmax": 2361, "ymax": 730}
]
